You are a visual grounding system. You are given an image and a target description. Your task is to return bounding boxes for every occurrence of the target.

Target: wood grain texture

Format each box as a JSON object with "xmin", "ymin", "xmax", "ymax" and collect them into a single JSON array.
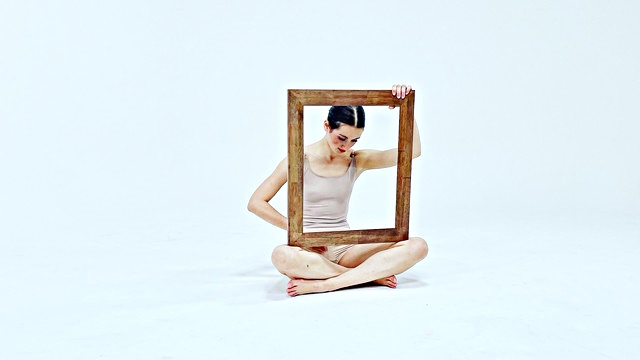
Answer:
[
  {"xmin": 287, "ymin": 89, "xmax": 415, "ymax": 247},
  {"xmin": 291, "ymin": 229, "xmax": 403, "ymax": 247},
  {"xmin": 395, "ymin": 92, "xmax": 415, "ymax": 240},
  {"xmin": 287, "ymin": 91, "xmax": 304, "ymax": 245},
  {"xmin": 289, "ymin": 89, "xmax": 405, "ymax": 106}
]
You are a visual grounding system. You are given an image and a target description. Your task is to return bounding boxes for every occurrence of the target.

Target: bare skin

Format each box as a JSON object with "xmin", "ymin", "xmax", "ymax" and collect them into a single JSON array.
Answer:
[
  {"xmin": 281, "ymin": 238, "xmax": 427, "ymax": 296},
  {"xmin": 248, "ymin": 84, "xmax": 428, "ymax": 296},
  {"xmin": 272, "ymin": 244, "xmax": 400, "ymax": 296},
  {"xmin": 288, "ymin": 277, "xmax": 397, "ymax": 296}
]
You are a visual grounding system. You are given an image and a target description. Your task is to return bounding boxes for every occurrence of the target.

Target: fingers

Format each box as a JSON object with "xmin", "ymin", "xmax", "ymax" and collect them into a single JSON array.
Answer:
[
  {"xmin": 391, "ymin": 84, "xmax": 412, "ymax": 100},
  {"xmin": 390, "ymin": 84, "xmax": 411, "ymax": 109}
]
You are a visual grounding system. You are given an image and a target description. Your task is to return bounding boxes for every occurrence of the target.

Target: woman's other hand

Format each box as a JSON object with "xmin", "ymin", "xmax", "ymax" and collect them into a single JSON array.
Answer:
[{"xmin": 310, "ymin": 246, "xmax": 328, "ymax": 254}]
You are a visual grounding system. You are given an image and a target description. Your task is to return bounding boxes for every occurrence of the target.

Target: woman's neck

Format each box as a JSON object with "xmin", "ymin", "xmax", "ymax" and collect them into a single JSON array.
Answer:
[{"xmin": 307, "ymin": 140, "xmax": 349, "ymax": 162}]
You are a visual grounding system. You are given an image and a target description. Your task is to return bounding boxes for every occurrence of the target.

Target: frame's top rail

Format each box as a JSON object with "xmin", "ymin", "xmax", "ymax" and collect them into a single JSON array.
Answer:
[{"xmin": 288, "ymin": 89, "xmax": 410, "ymax": 106}]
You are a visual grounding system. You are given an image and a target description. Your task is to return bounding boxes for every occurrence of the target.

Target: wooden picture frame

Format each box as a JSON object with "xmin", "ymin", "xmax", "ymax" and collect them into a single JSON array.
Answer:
[{"xmin": 287, "ymin": 89, "xmax": 415, "ymax": 247}]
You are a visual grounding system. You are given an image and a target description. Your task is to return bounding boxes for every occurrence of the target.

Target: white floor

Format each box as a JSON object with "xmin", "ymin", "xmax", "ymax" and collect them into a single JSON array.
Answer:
[{"xmin": 2, "ymin": 213, "xmax": 638, "ymax": 360}]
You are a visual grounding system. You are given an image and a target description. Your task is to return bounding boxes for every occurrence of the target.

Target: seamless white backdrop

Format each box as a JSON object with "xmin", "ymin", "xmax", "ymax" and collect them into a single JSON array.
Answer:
[
  {"xmin": 1, "ymin": 1, "xmax": 639, "ymax": 359},
  {"xmin": 1, "ymin": 1, "xmax": 637, "ymax": 239}
]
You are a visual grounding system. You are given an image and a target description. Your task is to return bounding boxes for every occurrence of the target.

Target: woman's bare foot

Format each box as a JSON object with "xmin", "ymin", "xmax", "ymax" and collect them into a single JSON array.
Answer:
[
  {"xmin": 373, "ymin": 275, "xmax": 397, "ymax": 288},
  {"xmin": 287, "ymin": 275, "xmax": 397, "ymax": 296},
  {"xmin": 287, "ymin": 279, "xmax": 328, "ymax": 296}
]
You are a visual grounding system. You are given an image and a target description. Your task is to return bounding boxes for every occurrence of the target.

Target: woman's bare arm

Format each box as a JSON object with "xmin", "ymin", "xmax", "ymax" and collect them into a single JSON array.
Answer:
[
  {"xmin": 355, "ymin": 119, "xmax": 421, "ymax": 171},
  {"xmin": 355, "ymin": 84, "xmax": 420, "ymax": 172},
  {"xmin": 247, "ymin": 158, "xmax": 288, "ymax": 230}
]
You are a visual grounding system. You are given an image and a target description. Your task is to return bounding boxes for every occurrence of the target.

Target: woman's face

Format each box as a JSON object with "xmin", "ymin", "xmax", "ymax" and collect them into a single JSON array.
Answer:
[{"xmin": 324, "ymin": 122, "xmax": 364, "ymax": 154}]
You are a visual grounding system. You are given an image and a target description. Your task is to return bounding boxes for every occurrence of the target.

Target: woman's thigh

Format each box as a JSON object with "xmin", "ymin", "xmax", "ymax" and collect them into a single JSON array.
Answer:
[{"xmin": 337, "ymin": 242, "xmax": 397, "ymax": 268}]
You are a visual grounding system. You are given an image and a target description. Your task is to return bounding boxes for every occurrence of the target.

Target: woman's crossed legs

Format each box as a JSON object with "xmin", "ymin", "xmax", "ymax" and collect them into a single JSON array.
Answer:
[{"xmin": 271, "ymin": 237, "xmax": 428, "ymax": 296}]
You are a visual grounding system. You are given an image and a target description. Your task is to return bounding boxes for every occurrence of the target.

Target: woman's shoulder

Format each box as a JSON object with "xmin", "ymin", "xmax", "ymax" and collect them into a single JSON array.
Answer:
[
  {"xmin": 352, "ymin": 149, "xmax": 377, "ymax": 162},
  {"xmin": 271, "ymin": 156, "xmax": 288, "ymax": 176},
  {"xmin": 352, "ymin": 149, "xmax": 391, "ymax": 173}
]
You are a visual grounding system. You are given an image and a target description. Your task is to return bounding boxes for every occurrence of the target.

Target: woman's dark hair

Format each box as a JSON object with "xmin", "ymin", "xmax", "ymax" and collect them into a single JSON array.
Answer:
[{"xmin": 327, "ymin": 106, "xmax": 365, "ymax": 129}]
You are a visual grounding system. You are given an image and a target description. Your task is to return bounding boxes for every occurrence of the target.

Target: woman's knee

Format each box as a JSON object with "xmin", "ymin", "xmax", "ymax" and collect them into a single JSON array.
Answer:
[
  {"xmin": 407, "ymin": 237, "xmax": 428, "ymax": 261},
  {"xmin": 271, "ymin": 245, "xmax": 298, "ymax": 271}
]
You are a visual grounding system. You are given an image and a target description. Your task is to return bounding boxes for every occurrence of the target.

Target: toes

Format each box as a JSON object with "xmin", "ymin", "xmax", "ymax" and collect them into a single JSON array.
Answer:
[
  {"xmin": 287, "ymin": 280, "xmax": 297, "ymax": 291},
  {"xmin": 287, "ymin": 282, "xmax": 298, "ymax": 296}
]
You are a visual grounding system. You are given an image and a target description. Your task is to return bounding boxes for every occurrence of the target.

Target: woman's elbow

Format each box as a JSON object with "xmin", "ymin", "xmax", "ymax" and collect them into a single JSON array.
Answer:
[
  {"xmin": 413, "ymin": 149, "xmax": 421, "ymax": 158},
  {"xmin": 247, "ymin": 198, "xmax": 259, "ymax": 214}
]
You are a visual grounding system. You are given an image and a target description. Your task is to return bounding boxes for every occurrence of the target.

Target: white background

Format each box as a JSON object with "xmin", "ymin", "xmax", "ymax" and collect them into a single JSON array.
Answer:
[{"xmin": 1, "ymin": 1, "xmax": 638, "ymax": 359}]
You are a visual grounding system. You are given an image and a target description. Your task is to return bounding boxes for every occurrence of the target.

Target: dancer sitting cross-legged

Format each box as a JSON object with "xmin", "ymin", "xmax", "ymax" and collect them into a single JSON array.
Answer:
[{"xmin": 248, "ymin": 84, "xmax": 428, "ymax": 296}]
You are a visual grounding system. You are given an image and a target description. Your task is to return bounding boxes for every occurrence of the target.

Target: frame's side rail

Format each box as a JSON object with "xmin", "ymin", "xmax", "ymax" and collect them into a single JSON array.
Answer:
[
  {"xmin": 287, "ymin": 91, "xmax": 304, "ymax": 245},
  {"xmin": 395, "ymin": 92, "xmax": 415, "ymax": 239}
]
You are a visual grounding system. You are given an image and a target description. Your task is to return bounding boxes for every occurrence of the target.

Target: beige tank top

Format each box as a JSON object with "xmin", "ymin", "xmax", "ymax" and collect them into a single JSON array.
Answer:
[{"xmin": 303, "ymin": 154, "xmax": 358, "ymax": 231}]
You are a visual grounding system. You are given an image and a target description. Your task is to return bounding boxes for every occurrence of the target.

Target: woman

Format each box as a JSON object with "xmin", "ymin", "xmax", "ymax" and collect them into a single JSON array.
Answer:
[{"xmin": 248, "ymin": 84, "xmax": 428, "ymax": 296}]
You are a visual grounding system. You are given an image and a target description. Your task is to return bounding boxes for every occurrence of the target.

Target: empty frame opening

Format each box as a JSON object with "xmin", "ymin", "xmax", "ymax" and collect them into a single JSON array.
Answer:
[{"xmin": 302, "ymin": 106, "xmax": 398, "ymax": 231}]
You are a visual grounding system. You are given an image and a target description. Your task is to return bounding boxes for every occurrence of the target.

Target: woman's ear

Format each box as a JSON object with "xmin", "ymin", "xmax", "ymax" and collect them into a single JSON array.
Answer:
[{"xmin": 323, "ymin": 120, "xmax": 330, "ymax": 132}]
